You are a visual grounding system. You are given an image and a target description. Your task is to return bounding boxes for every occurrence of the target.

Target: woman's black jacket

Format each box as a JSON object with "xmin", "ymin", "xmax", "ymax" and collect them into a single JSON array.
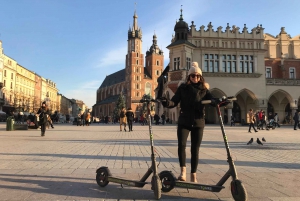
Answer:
[{"xmin": 165, "ymin": 83, "xmax": 213, "ymax": 128}]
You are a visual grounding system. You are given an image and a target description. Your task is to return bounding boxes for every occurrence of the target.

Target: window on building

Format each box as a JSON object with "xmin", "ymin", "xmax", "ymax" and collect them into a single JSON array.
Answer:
[
  {"xmin": 156, "ymin": 60, "xmax": 159, "ymax": 66},
  {"xmin": 136, "ymin": 60, "xmax": 139, "ymax": 65},
  {"xmin": 145, "ymin": 82, "xmax": 151, "ymax": 95},
  {"xmin": 137, "ymin": 92, "xmax": 139, "ymax": 97},
  {"xmin": 289, "ymin": 67, "xmax": 296, "ymax": 79},
  {"xmin": 3, "ymin": 80, "xmax": 6, "ymax": 87},
  {"xmin": 240, "ymin": 55, "xmax": 254, "ymax": 73},
  {"xmin": 136, "ymin": 84, "xmax": 139, "ymax": 89},
  {"xmin": 221, "ymin": 54, "xmax": 236, "ymax": 73},
  {"xmin": 137, "ymin": 53, "xmax": 139, "ymax": 57},
  {"xmin": 156, "ymin": 70, "xmax": 159, "ymax": 76},
  {"xmin": 173, "ymin": 57, "xmax": 180, "ymax": 70},
  {"xmin": 204, "ymin": 54, "xmax": 219, "ymax": 72},
  {"xmin": 4, "ymin": 70, "xmax": 6, "ymax": 77},
  {"xmin": 11, "ymin": 73, "xmax": 13, "ymax": 79},
  {"xmin": 186, "ymin": 57, "xmax": 191, "ymax": 70},
  {"xmin": 266, "ymin": 67, "xmax": 272, "ymax": 78},
  {"xmin": 10, "ymin": 82, "xmax": 12, "ymax": 89}
]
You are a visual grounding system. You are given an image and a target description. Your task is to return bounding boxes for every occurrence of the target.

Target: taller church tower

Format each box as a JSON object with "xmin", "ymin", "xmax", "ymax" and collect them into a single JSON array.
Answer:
[{"xmin": 125, "ymin": 11, "xmax": 144, "ymax": 106}]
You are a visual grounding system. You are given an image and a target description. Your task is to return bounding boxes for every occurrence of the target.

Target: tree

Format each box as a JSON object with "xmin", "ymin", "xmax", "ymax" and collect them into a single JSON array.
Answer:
[{"xmin": 113, "ymin": 94, "xmax": 126, "ymax": 119}]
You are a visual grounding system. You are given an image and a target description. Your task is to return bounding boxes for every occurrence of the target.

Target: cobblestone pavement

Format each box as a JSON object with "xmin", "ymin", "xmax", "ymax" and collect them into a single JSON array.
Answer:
[{"xmin": 0, "ymin": 122, "xmax": 300, "ymax": 201}]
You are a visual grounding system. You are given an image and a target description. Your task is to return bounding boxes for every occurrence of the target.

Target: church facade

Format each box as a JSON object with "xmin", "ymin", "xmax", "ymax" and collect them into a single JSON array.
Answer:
[{"xmin": 93, "ymin": 11, "xmax": 164, "ymax": 118}]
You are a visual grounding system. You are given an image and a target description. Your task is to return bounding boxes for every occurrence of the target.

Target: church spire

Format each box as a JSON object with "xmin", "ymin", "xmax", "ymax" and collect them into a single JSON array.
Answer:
[{"xmin": 128, "ymin": 6, "xmax": 142, "ymax": 40}]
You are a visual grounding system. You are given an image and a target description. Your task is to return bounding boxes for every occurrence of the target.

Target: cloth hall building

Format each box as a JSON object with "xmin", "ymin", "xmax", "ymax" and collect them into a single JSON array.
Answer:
[{"xmin": 156, "ymin": 9, "xmax": 300, "ymax": 125}]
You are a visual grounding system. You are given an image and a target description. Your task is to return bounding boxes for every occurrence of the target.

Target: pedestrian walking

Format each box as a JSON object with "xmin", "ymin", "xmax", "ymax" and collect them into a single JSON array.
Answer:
[
  {"xmin": 273, "ymin": 113, "xmax": 280, "ymax": 128},
  {"xmin": 161, "ymin": 113, "xmax": 166, "ymax": 125},
  {"xmin": 77, "ymin": 110, "xmax": 82, "ymax": 126},
  {"xmin": 230, "ymin": 115, "xmax": 235, "ymax": 126},
  {"xmin": 85, "ymin": 112, "xmax": 91, "ymax": 126},
  {"xmin": 248, "ymin": 108, "xmax": 258, "ymax": 133},
  {"xmin": 125, "ymin": 107, "xmax": 134, "ymax": 131},
  {"xmin": 37, "ymin": 102, "xmax": 49, "ymax": 136},
  {"xmin": 293, "ymin": 110, "xmax": 299, "ymax": 130},
  {"xmin": 119, "ymin": 107, "xmax": 127, "ymax": 132}
]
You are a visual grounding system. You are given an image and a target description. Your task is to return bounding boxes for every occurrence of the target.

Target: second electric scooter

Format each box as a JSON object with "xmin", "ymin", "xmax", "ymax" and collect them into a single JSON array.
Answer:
[
  {"xmin": 159, "ymin": 96, "xmax": 248, "ymax": 201},
  {"xmin": 96, "ymin": 96, "xmax": 162, "ymax": 200}
]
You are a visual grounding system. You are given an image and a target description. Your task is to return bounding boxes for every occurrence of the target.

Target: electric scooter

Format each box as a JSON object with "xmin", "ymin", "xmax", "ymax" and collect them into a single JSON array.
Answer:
[
  {"xmin": 96, "ymin": 96, "xmax": 162, "ymax": 200},
  {"xmin": 159, "ymin": 96, "xmax": 248, "ymax": 201}
]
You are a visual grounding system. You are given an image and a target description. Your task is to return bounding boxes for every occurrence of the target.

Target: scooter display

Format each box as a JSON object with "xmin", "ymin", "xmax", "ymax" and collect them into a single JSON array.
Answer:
[
  {"xmin": 159, "ymin": 96, "xmax": 248, "ymax": 201},
  {"xmin": 95, "ymin": 97, "xmax": 162, "ymax": 200}
]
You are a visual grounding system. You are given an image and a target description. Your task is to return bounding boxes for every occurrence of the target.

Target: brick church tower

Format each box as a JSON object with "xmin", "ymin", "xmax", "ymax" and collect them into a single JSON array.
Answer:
[
  {"xmin": 126, "ymin": 11, "xmax": 164, "ymax": 114},
  {"xmin": 93, "ymin": 10, "xmax": 164, "ymax": 118}
]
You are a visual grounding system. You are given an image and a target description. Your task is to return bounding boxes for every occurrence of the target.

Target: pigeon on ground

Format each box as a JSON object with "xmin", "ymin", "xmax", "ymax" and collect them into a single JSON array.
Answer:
[
  {"xmin": 247, "ymin": 138, "xmax": 253, "ymax": 145},
  {"xmin": 262, "ymin": 137, "xmax": 266, "ymax": 142},
  {"xmin": 257, "ymin": 138, "xmax": 263, "ymax": 145}
]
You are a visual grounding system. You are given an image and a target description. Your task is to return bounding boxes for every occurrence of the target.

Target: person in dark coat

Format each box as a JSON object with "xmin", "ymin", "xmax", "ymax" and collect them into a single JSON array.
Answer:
[
  {"xmin": 161, "ymin": 113, "xmax": 166, "ymax": 125},
  {"xmin": 125, "ymin": 107, "xmax": 134, "ymax": 132},
  {"xmin": 160, "ymin": 61, "xmax": 213, "ymax": 183},
  {"xmin": 37, "ymin": 102, "xmax": 49, "ymax": 136},
  {"xmin": 293, "ymin": 110, "xmax": 299, "ymax": 130}
]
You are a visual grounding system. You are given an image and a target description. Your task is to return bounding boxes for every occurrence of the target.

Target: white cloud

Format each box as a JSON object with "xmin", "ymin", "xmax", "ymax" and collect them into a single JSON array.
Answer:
[{"xmin": 93, "ymin": 46, "xmax": 127, "ymax": 69}]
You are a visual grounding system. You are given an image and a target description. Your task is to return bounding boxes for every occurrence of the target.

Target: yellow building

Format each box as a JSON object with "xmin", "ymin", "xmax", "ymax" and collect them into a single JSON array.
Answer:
[
  {"xmin": 2, "ymin": 54, "xmax": 17, "ymax": 113},
  {"xmin": 16, "ymin": 64, "xmax": 36, "ymax": 113},
  {"xmin": 44, "ymin": 78, "xmax": 58, "ymax": 113}
]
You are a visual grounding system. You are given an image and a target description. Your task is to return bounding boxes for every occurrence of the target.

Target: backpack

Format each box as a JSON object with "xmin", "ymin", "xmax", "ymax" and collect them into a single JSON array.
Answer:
[{"xmin": 120, "ymin": 111, "xmax": 125, "ymax": 118}]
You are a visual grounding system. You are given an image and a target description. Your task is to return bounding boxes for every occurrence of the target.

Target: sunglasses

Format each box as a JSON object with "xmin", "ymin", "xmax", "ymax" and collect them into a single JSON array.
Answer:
[{"xmin": 190, "ymin": 74, "xmax": 201, "ymax": 79}]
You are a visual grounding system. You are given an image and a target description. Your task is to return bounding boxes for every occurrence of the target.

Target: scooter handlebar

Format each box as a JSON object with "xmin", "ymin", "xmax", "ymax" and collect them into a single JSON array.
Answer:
[
  {"xmin": 201, "ymin": 96, "xmax": 237, "ymax": 105},
  {"xmin": 139, "ymin": 99, "xmax": 159, "ymax": 103}
]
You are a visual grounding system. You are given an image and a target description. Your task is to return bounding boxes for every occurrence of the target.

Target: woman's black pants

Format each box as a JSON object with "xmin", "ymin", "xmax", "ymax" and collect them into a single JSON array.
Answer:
[{"xmin": 177, "ymin": 125, "xmax": 204, "ymax": 173}]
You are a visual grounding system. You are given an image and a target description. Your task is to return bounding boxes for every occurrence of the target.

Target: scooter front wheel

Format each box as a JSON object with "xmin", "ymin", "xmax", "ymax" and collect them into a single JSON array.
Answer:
[
  {"xmin": 96, "ymin": 167, "xmax": 110, "ymax": 187},
  {"xmin": 159, "ymin": 171, "xmax": 176, "ymax": 192},
  {"xmin": 231, "ymin": 179, "xmax": 247, "ymax": 201},
  {"xmin": 151, "ymin": 175, "xmax": 162, "ymax": 200}
]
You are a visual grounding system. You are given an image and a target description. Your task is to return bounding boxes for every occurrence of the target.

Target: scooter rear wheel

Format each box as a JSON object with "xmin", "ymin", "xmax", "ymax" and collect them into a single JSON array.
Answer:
[
  {"xmin": 231, "ymin": 179, "xmax": 247, "ymax": 201},
  {"xmin": 151, "ymin": 175, "xmax": 162, "ymax": 200},
  {"xmin": 159, "ymin": 171, "xmax": 176, "ymax": 192},
  {"xmin": 96, "ymin": 168, "xmax": 110, "ymax": 187}
]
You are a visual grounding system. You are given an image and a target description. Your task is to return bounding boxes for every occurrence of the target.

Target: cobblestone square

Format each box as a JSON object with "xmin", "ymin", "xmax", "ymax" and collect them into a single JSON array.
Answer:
[{"xmin": 0, "ymin": 122, "xmax": 300, "ymax": 201}]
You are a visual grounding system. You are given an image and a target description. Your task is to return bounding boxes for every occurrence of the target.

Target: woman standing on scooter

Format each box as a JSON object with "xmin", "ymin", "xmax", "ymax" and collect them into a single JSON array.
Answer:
[{"xmin": 160, "ymin": 62, "xmax": 212, "ymax": 183}]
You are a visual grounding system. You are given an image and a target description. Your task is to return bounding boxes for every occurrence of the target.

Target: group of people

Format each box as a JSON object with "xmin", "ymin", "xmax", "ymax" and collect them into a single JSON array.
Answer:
[
  {"xmin": 119, "ymin": 107, "xmax": 134, "ymax": 132},
  {"xmin": 77, "ymin": 110, "xmax": 91, "ymax": 126}
]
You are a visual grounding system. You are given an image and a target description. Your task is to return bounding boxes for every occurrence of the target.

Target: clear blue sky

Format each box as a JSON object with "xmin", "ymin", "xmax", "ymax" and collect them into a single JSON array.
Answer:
[{"xmin": 1, "ymin": 0, "xmax": 299, "ymax": 108}]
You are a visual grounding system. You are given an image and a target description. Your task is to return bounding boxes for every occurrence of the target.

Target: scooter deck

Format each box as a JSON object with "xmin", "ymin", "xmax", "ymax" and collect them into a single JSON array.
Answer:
[
  {"xmin": 175, "ymin": 181, "xmax": 225, "ymax": 192},
  {"xmin": 108, "ymin": 176, "xmax": 149, "ymax": 187}
]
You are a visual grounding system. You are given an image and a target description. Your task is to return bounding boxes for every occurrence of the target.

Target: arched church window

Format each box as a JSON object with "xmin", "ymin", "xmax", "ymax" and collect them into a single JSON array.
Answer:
[
  {"xmin": 145, "ymin": 82, "xmax": 151, "ymax": 95},
  {"xmin": 156, "ymin": 60, "xmax": 159, "ymax": 66},
  {"xmin": 136, "ymin": 84, "xmax": 139, "ymax": 89},
  {"xmin": 137, "ymin": 52, "xmax": 139, "ymax": 57},
  {"xmin": 137, "ymin": 60, "xmax": 139, "ymax": 65}
]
